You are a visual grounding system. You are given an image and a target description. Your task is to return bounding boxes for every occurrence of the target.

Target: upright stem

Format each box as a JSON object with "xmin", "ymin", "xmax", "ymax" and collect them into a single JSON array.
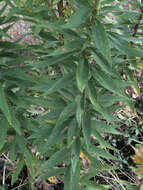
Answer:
[
  {"xmin": 57, "ymin": 0, "xmax": 64, "ymax": 74},
  {"xmin": 93, "ymin": 0, "xmax": 100, "ymax": 17},
  {"xmin": 44, "ymin": 0, "xmax": 57, "ymax": 19},
  {"xmin": 57, "ymin": 0, "xmax": 64, "ymax": 16},
  {"xmin": 132, "ymin": 10, "xmax": 143, "ymax": 37}
]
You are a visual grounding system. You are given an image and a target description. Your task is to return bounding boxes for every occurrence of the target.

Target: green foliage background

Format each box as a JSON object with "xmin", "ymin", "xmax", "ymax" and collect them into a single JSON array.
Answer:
[{"xmin": 0, "ymin": 0, "xmax": 143, "ymax": 189}]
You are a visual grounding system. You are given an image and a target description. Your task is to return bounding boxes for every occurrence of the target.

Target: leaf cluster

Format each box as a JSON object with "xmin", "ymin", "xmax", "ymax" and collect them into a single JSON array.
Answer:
[{"xmin": 0, "ymin": 0, "xmax": 143, "ymax": 189}]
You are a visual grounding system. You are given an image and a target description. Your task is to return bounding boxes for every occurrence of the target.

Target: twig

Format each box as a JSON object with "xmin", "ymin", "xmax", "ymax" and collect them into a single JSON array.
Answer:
[
  {"xmin": 2, "ymin": 161, "xmax": 6, "ymax": 186},
  {"xmin": 109, "ymin": 171, "xmax": 126, "ymax": 190},
  {"xmin": 2, "ymin": 153, "xmax": 15, "ymax": 167},
  {"xmin": 2, "ymin": 153, "xmax": 11, "ymax": 186},
  {"xmin": 12, "ymin": 179, "xmax": 28, "ymax": 190}
]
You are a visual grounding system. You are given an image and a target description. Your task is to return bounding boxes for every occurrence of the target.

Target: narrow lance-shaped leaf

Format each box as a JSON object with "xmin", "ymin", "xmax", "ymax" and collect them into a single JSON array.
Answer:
[
  {"xmin": 10, "ymin": 108, "xmax": 22, "ymax": 135},
  {"xmin": 92, "ymin": 129, "xmax": 116, "ymax": 150},
  {"xmin": 38, "ymin": 148, "xmax": 71, "ymax": 174},
  {"xmin": 39, "ymin": 128, "xmax": 66, "ymax": 154},
  {"xmin": 87, "ymin": 83, "xmax": 119, "ymax": 122},
  {"xmin": 64, "ymin": 165, "xmax": 72, "ymax": 190},
  {"xmin": 0, "ymin": 84, "xmax": 11, "ymax": 124},
  {"xmin": 92, "ymin": 19, "xmax": 112, "ymax": 64},
  {"xmin": 36, "ymin": 168, "xmax": 66, "ymax": 182},
  {"xmin": 11, "ymin": 156, "xmax": 24, "ymax": 185},
  {"xmin": 91, "ymin": 120, "xmax": 121, "ymax": 135},
  {"xmin": 40, "ymin": 103, "xmax": 76, "ymax": 152},
  {"xmin": 68, "ymin": 119, "xmax": 78, "ymax": 146},
  {"xmin": 0, "ymin": 117, "xmax": 8, "ymax": 151},
  {"xmin": 71, "ymin": 163, "xmax": 80, "ymax": 190},
  {"xmin": 92, "ymin": 67, "xmax": 130, "ymax": 99},
  {"xmin": 72, "ymin": 138, "xmax": 80, "ymax": 173},
  {"xmin": 56, "ymin": 102, "xmax": 76, "ymax": 127},
  {"xmin": 82, "ymin": 113, "xmax": 91, "ymax": 150},
  {"xmin": 109, "ymin": 32, "xmax": 143, "ymax": 58},
  {"xmin": 75, "ymin": 95, "xmax": 83, "ymax": 126},
  {"xmin": 76, "ymin": 59, "xmax": 89, "ymax": 93},
  {"xmin": 15, "ymin": 135, "xmax": 39, "ymax": 178},
  {"xmin": 0, "ymin": 3, "xmax": 8, "ymax": 16},
  {"xmin": 63, "ymin": 6, "xmax": 91, "ymax": 28},
  {"xmin": 83, "ymin": 183, "xmax": 107, "ymax": 190},
  {"xmin": 72, "ymin": 0, "xmax": 91, "ymax": 7},
  {"xmin": 44, "ymin": 73, "xmax": 74, "ymax": 95},
  {"xmin": 87, "ymin": 83, "xmax": 102, "ymax": 113},
  {"xmin": 64, "ymin": 163, "xmax": 80, "ymax": 190},
  {"xmin": 92, "ymin": 50, "xmax": 119, "ymax": 78},
  {"xmin": 37, "ymin": 51, "xmax": 76, "ymax": 67},
  {"xmin": 89, "ymin": 146, "xmax": 118, "ymax": 160}
]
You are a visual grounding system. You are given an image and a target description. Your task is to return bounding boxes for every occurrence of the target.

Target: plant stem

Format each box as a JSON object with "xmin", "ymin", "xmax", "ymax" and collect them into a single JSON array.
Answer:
[
  {"xmin": 44, "ymin": 0, "xmax": 57, "ymax": 19},
  {"xmin": 57, "ymin": 0, "xmax": 64, "ymax": 16},
  {"xmin": 132, "ymin": 10, "xmax": 143, "ymax": 37},
  {"xmin": 93, "ymin": 0, "xmax": 100, "ymax": 17}
]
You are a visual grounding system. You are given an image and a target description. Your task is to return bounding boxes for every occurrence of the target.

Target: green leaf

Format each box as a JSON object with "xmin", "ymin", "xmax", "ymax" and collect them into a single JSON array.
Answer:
[
  {"xmin": 109, "ymin": 32, "xmax": 143, "ymax": 58},
  {"xmin": 87, "ymin": 83, "xmax": 118, "ymax": 122},
  {"xmin": 80, "ymin": 165, "xmax": 100, "ymax": 182},
  {"xmin": 15, "ymin": 135, "xmax": 39, "ymax": 178},
  {"xmin": 0, "ymin": 84, "xmax": 12, "ymax": 124},
  {"xmin": 72, "ymin": 138, "xmax": 80, "ymax": 173},
  {"xmin": 73, "ymin": 0, "xmax": 91, "ymax": 7},
  {"xmin": 63, "ymin": 6, "xmax": 91, "ymax": 28},
  {"xmin": 92, "ymin": 50, "xmax": 119, "ymax": 78},
  {"xmin": 40, "ymin": 103, "xmax": 76, "ymax": 152},
  {"xmin": 82, "ymin": 114, "xmax": 91, "ymax": 150},
  {"xmin": 89, "ymin": 146, "xmax": 118, "ymax": 160},
  {"xmin": 87, "ymin": 83, "xmax": 103, "ymax": 113},
  {"xmin": 68, "ymin": 119, "xmax": 78, "ymax": 146},
  {"xmin": 93, "ymin": 19, "xmax": 111, "ymax": 64},
  {"xmin": 0, "ymin": 3, "xmax": 8, "ymax": 16},
  {"xmin": 36, "ymin": 167, "xmax": 66, "ymax": 182},
  {"xmin": 91, "ymin": 120, "xmax": 121, "ymax": 135},
  {"xmin": 0, "ymin": 117, "xmax": 8, "ymax": 151},
  {"xmin": 5, "ymin": 0, "xmax": 15, "ymax": 7},
  {"xmin": 83, "ymin": 183, "xmax": 107, "ymax": 190},
  {"xmin": 56, "ymin": 102, "xmax": 76, "ymax": 127},
  {"xmin": 11, "ymin": 156, "xmax": 24, "ymax": 185},
  {"xmin": 64, "ymin": 163, "xmax": 80, "ymax": 190},
  {"xmin": 71, "ymin": 163, "xmax": 80, "ymax": 190},
  {"xmin": 64, "ymin": 165, "xmax": 72, "ymax": 190},
  {"xmin": 10, "ymin": 109, "xmax": 22, "ymax": 135},
  {"xmin": 36, "ymin": 111, "xmax": 60, "ymax": 124},
  {"xmin": 92, "ymin": 67, "xmax": 130, "ymax": 98},
  {"xmin": 32, "ymin": 51, "xmax": 76, "ymax": 67},
  {"xmin": 39, "ymin": 124, "xmax": 66, "ymax": 154},
  {"xmin": 44, "ymin": 73, "xmax": 74, "ymax": 95},
  {"xmin": 38, "ymin": 148, "xmax": 71, "ymax": 173},
  {"xmin": 92, "ymin": 129, "xmax": 116, "ymax": 150},
  {"xmin": 76, "ymin": 59, "xmax": 89, "ymax": 92},
  {"xmin": 75, "ymin": 95, "xmax": 83, "ymax": 126},
  {"xmin": 28, "ymin": 124, "xmax": 53, "ymax": 140},
  {"xmin": 9, "ymin": 139, "xmax": 17, "ymax": 161}
]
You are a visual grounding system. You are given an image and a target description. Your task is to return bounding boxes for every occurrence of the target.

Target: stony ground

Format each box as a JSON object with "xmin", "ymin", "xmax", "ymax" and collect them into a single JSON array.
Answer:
[{"xmin": 0, "ymin": 1, "xmax": 40, "ymax": 44}]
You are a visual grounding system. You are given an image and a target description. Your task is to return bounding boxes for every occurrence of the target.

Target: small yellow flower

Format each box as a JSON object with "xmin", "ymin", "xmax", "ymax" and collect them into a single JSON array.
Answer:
[
  {"xmin": 48, "ymin": 176, "xmax": 59, "ymax": 184},
  {"xmin": 80, "ymin": 152, "xmax": 90, "ymax": 163}
]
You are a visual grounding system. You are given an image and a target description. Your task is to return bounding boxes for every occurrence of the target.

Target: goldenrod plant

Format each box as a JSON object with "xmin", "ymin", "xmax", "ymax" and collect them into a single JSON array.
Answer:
[{"xmin": 0, "ymin": 0, "xmax": 143, "ymax": 189}]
